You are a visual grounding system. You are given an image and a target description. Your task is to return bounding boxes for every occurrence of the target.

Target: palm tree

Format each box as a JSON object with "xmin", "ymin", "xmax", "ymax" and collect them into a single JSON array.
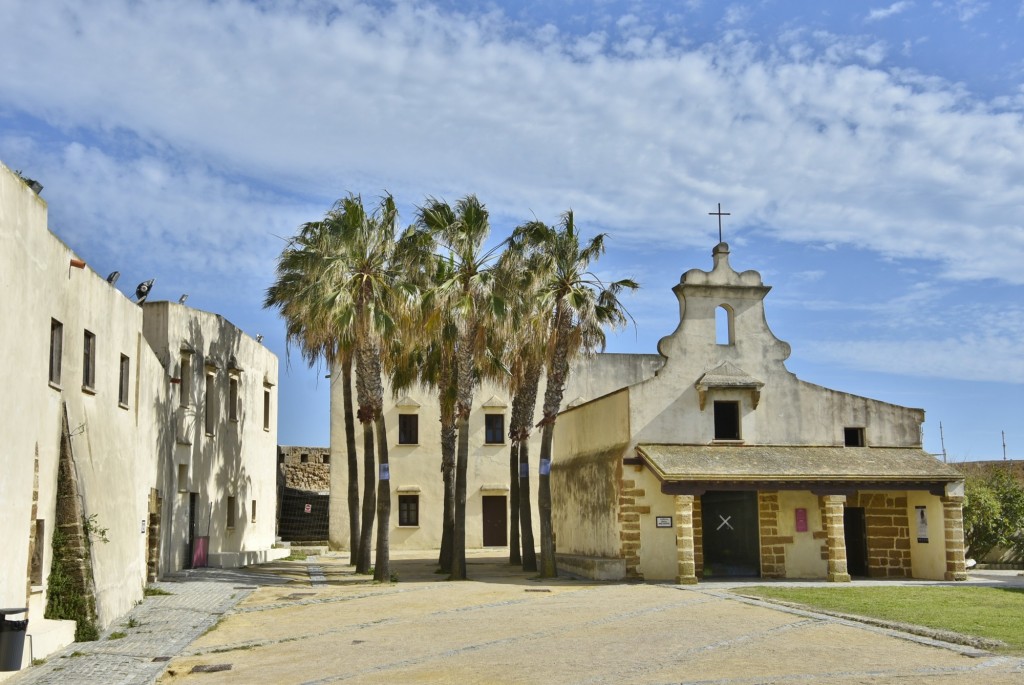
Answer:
[
  {"xmin": 417, "ymin": 195, "xmax": 507, "ymax": 580},
  {"xmin": 265, "ymin": 219, "xmax": 361, "ymax": 562},
  {"xmin": 512, "ymin": 211, "xmax": 638, "ymax": 577},
  {"xmin": 495, "ymin": 250, "xmax": 548, "ymax": 570},
  {"xmin": 270, "ymin": 193, "xmax": 428, "ymax": 582}
]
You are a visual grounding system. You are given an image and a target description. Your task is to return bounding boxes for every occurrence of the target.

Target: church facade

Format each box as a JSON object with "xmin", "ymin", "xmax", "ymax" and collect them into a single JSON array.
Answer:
[{"xmin": 551, "ymin": 243, "xmax": 967, "ymax": 583}]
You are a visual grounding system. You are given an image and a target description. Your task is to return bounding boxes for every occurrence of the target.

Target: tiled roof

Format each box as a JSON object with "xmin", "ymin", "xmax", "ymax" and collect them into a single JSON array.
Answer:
[{"xmin": 636, "ymin": 444, "xmax": 962, "ymax": 482}]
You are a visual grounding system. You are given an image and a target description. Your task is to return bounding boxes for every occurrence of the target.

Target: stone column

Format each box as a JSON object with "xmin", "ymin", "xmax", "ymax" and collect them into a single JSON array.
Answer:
[
  {"xmin": 674, "ymin": 495, "xmax": 698, "ymax": 584},
  {"xmin": 821, "ymin": 494, "xmax": 851, "ymax": 582},
  {"xmin": 941, "ymin": 496, "xmax": 968, "ymax": 581}
]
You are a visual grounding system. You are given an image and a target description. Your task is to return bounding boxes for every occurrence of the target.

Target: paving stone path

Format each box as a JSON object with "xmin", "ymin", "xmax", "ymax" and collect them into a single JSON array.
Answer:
[{"xmin": 4, "ymin": 568, "xmax": 289, "ymax": 685}]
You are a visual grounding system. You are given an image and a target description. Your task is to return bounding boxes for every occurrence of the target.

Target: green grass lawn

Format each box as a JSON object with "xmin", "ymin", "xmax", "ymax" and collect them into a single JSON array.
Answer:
[{"xmin": 738, "ymin": 586, "xmax": 1024, "ymax": 653}]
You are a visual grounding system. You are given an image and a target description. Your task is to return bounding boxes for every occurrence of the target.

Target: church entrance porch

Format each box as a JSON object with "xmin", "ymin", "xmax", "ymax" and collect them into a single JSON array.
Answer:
[{"xmin": 700, "ymin": 491, "xmax": 760, "ymax": 577}]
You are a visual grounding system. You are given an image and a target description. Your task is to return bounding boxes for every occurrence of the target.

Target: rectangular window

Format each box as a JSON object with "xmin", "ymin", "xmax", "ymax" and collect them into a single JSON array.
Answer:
[
  {"xmin": 179, "ymin": 355, "xmax": 192, "ymax": 408},
  {"xmin": 82, "ymin": 330, "xmax": 96, "ymax": 390},
  {"xmin": 49, "ymin": 319, "xmax": 63, "ymax": 386},
  {"xmin": 713, "ymin": 401, "xmax": 740, "ymax": 440},
  {"xmin": 226, "ymin": 496, "xmax": 236, "ymax": 529},
  {"xmin": 177, "ymin": 463, "xmax": 188, "ymax": 492},
  {"xmin": 322, "ymin": 454, "xmax": 330, "ymax": 465},
  {"xmin": 485, "ymin": 414, "xmax": 505, "ymax": 444},
  {"xmin": 118, "ymin": 354, "xmax": 130, "ymax": 407},
  {"xmin": 844, "ymin": 427, "xmax": 866, "ymax": 447},
  {"xmin": 398, "ymin": 414, "xmax": 419, "ymax": 445},
  {"xmin": 205, "ymin": 373, "xmax": 216, "ymax": 435},
  {"xmin": 300, "ymin": 453, "xmax": 309, "ymax": 463},
  {"xmin": 398, "ymin": 495, "xmax": 419, "ymax": 526},
  {"xmin": 251, "ymin": 499, "xmax": 257, "ymax": 523},
  {"xmin": 228, "ymin": 375, "xmax": 239, "ymax": 422},
  {"xmin": 263, "ymin": 387, "xmax": 271, "ymax": 431}
]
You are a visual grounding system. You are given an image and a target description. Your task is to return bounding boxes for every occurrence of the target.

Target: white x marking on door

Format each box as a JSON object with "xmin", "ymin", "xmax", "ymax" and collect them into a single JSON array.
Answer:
[{"xmin": 717, "ymin": 515, "xmax": 733, "ymax": 531}]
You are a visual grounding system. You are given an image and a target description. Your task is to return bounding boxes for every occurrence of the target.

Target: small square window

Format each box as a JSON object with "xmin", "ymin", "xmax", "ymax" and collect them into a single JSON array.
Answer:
[
  {"xmin": 82, "ymin": 330, "xmax": 96, "ymax": 390},
  {"xmin": 399, "ymin": 495, "xmax": 419, "ymax": 526},
  {"xmin": 398, "ymin": 414, "xmax": 419, "ymax": 445},
  {"xmin": 713, "ymin": 401, "xmax": 740, "ymax": 440},
  {"xmin": 300, "ymin": 453, "xmax": 309, "ymax": 463},
  {"xmin": 118, "ymin": 354, "xmax": 130, "ymax": 407},
  {"xmin": 49, "ymin": 319, "xmax": 63, "ymax": 386},
  {"xmin": 485, "ymin": 414, "xmax": 505, "ymax": 444},
  {"xmin": 228, "ymin": 375, "xmax": 239, "ymax": 422},
  {"xmin": 322, "ymin": 454, "xmax": 330, "ymax": 465},
  {"xmin": 844, "ymin": 427, "xmax": 865, "ymax": 447}
]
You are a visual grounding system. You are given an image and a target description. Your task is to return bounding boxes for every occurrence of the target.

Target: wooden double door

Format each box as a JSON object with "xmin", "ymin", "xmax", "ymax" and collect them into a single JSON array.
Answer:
[{"xmin": 701, "ymin": 491, "xmax": 760, "ymax": 577}]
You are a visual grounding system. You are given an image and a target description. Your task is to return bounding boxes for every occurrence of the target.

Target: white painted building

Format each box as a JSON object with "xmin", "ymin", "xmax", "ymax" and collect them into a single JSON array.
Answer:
[{"xmin": 0, "ymin": 160, "xmax": 282, "ymax": 671}]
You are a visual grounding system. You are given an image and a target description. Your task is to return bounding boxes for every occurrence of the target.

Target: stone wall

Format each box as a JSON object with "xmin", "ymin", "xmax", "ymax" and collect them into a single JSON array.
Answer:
[
  {"xmin": 758, "ymin": 491, "xmax": 790, "ymax": 578},
  {"xmin": 278, "ymin": 446, "xmax": 331, "ymax": 492},
  {"xmin": 618, "ymin": 477, "xmax": 644, "ymax": 578},
  {"xmin": 856, "ymin": 492, "xmax": 912, "ymax": 578}
]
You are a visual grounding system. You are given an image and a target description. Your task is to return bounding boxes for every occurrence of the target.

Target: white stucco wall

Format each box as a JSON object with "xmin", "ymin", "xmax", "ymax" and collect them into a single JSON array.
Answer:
[
  {"xmin": 142, "ymin": 302, "xmax": 279, "ymax": 571},
  {"xmin": 0, "ymin": 161, "xmax": 167, "ymax": 629},
  {"xmin": 625, "ymin": 244, "xmax": 924, "ymax": 450}
]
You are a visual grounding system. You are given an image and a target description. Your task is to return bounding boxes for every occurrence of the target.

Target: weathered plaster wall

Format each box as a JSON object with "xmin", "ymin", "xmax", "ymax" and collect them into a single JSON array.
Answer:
[
  {"xmin": 625, "ymin": 244, "xmax": 924, "ymax": 450},
  {"xmin": 0, "ymin": 161, "xmax": 168, "ymax": 633},
  {"xmin": 551, "ymin": 389, "xmax": 632, "ymax": 559},
  {"xmin": 777, "ymin": 491, "xmax": 827, "ymax": 578},
  {"xmin": 907, "ymin": 490, "xmax": 946, "ymax": 580},
  {"xmin": 142, "ymin": 302, "xmax": 279, "ymax": 571}
]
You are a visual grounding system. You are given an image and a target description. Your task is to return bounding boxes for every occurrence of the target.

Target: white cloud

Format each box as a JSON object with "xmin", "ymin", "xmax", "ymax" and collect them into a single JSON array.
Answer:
[
  {"xmin": 866, "ymin": 2, "xmax": 914, "ymax": 22},
  {"xmin": 0, "ymin": 0, "xmax": 1022, "ymax": 295}
]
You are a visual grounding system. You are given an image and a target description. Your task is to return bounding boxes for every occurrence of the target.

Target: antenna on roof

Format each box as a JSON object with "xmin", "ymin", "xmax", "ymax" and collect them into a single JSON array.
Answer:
[
  {"xmin": 940, "ymin": 422, "xmax": 947, "ymax": 464},
  {"xmin": 107, "ymin": 271, "xmax": 120, "ymax": 285},
  {"xmin": 178, "ymin": 294, "xmax": 188, "ymax": 304}
]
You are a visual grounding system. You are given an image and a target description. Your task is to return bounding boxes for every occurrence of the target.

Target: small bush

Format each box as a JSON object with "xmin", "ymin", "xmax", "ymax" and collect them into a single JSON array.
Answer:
[
  {"xmin": 143, "ymin": 586, "xmax": 173, "ymax": 596},
  {"xmin": 108, "ymin": 631, "xmax": 127, "ymax": 640}
]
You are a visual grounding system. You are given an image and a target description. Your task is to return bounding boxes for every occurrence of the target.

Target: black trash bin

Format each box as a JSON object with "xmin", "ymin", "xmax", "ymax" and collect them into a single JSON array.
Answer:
[{"xmin": 0, "ymin": 617, "xmax": 28, "ymax": 671}]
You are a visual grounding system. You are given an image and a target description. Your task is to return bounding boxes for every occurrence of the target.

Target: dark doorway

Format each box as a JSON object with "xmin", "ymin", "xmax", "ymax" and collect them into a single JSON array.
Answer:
[
  {"xmin": 482, "ymin": 495, "xmax": 507, "ymax": 546},
  {"xmin": 844, "ymin": 507, "xmax": 868, "ymax": 577},
  {"xmin": 701, "ymin": 490, "xmax": 760, "ymax": 577},
  {"xmin": 186, "ymin": 492, "xmax": 197, "ymax": 569}
]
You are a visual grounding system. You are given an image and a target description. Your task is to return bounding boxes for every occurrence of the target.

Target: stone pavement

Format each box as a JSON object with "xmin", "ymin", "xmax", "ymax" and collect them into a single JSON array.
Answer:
[
  {"xmin": 7, "ymin": 552, "xmax": 1024, "ymax": 685},
  {"xmin": 4, "ymin": 567, "xmax": 293, "ymax": 685}
]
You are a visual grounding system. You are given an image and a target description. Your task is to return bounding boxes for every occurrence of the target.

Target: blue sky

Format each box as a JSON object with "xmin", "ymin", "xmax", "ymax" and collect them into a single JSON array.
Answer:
[{"xmin": 1, "ymin": 0, "xmax": 1021, "ymax": 462}]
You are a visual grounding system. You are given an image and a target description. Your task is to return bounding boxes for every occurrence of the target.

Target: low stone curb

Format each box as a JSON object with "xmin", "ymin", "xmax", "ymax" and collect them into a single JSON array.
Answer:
[{"xmin": 732, "ymin": 593, "xmax": 1007, "ymax": 652}]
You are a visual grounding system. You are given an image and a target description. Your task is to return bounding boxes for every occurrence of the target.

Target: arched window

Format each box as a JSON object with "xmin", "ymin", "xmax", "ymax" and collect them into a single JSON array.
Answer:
[{"xmin": 715, "ymin": 305, "xmax": 734, "ymax": 345}]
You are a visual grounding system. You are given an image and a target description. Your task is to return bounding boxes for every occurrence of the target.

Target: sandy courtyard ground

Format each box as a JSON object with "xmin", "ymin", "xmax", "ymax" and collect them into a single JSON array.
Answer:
[{"xmin": 156, "ymin": 550, "xmax": 1024, "ymax": 685}]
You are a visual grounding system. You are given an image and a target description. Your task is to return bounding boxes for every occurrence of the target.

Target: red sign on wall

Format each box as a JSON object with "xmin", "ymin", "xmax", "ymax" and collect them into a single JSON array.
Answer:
[{"xmin": 795, "ymin": 508, "xmax": 808, "ymax": 532}]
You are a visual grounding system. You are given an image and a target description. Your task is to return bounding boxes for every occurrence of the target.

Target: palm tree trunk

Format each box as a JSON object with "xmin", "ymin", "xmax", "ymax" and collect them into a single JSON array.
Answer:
[
  {"xmin": 356, "ymin": 420, "xmax": 375, "ymax": 574},
  {"xmin": 451, "ymin": 411, "xmax": 470, "ymax": 579},
  {"xmin": 518, "ymin": 438, "xmax": 537, "ymax": 571},
  {"xmin": 508, "ymin": 440, "xmax": 521, "ymax": 565},
  {"xmin": 451, "ymin": 336, "xmax": 475, "ymax": 580},
  {"xmin": 373, "ymin": 412, "xmax": 391, "ymax": 582},
  {"xmin": 537, "ymin": 310, "xmax": 572, "ymax": 578},
  {"xmin": 438, "ymin": 413, "xmax": 457, "ymax": 570},
  {"xmin": 512, "ymin": 359, "xmax": 541, "ymax": 571},
  {"xmin": 537, "ymin": 424, "xmax": 557, "ymax": 578},
  {"xmin": 342, "ymin": 354, "xmax": 360, "ymax": 564},
  {"xmin": 355, "ymin": 338, "xmax": 377, "ymax": 575}
]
